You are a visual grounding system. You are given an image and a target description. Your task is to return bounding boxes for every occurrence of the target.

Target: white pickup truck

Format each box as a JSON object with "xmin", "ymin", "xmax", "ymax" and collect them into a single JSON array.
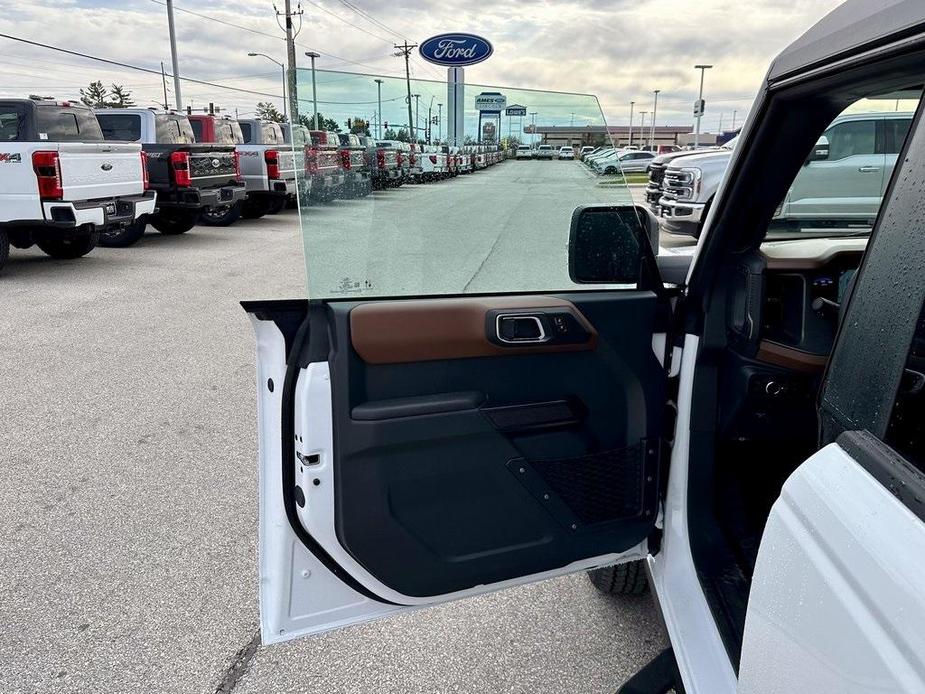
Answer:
[
  {"xmin": 0, "ymin": 98, "xmax": 155, "ymax": 272},
  {"xmin": 235, "ymin": 118, "xmax": 297, "ymax": 217}
]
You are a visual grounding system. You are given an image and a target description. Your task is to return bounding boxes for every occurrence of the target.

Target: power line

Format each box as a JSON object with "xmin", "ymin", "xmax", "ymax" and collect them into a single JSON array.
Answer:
[
  {"xmin": 0, "ymin": 33, "xmax": 283, "ymax": 100},
  {"xmin": 300, "ymin": 0, "xmax": 393, "ymax": 43},
  {"xmin": 331, "ymin": 0, "xmax": 406, "ymax": 41}
]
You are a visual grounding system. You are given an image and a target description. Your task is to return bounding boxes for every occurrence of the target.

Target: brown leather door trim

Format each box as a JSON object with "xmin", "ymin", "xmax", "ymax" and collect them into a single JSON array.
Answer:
[
  {"xmin": 756, "ymin": 339, "xmax": 829, "ymax": 372},
  {"xmin": 350, "ymin": 296, "xmax": 598, "ymax": 364}
]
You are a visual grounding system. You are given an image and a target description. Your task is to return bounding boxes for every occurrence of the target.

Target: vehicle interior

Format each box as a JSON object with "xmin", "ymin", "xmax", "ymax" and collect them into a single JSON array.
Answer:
[{"xmin": 682, "ymin": 46, "xmax": 925, "ymax": 669}]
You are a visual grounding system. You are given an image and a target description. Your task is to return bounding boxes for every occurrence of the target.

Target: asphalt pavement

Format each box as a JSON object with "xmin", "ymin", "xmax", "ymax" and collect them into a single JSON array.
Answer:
[{"xmin": 1, "ymin": 160, "xmax": 670, "ymax": 694}]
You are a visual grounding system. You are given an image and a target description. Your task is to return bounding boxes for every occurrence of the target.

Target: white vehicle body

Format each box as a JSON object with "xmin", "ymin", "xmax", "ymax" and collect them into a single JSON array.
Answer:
[
  {"xmin": 246, "ymin": 2, "xmax": 925, "ymax": 693},
  {"xmin": 515, "ymin": 145, "xmax": 532, "ymax": 160},
  {"xmin": 535, "ymin": 144, "xmax": 555, "ymax": 160},
  {"xmin": 558, "ymin": 146, "xmax": 575, "ymax": 160},
  {"xmin": 0, "ymin": 101, "xmax": 154, "ymax": 229},
  {"xmin": 236, "ymin": 119, "xmax": 297, "ymax": 198}
]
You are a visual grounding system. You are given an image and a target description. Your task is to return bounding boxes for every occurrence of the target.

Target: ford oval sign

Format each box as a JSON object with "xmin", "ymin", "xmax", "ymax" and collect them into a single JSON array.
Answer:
[{"xmin": 419, "ymin": 33, "xmax": 493, "ymax": 67}]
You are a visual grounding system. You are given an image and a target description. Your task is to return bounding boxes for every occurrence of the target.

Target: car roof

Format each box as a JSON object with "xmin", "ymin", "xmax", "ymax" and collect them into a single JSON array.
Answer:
[{"xmin": 769, "ymin": 0, "xmax": 925, "ymax": 83}]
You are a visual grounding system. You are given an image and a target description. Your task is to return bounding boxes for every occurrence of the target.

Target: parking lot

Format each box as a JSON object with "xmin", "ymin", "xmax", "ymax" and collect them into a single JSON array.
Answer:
[{"xmin": 1, "ymin": 161, "xmax": 672, "ymax": 693}]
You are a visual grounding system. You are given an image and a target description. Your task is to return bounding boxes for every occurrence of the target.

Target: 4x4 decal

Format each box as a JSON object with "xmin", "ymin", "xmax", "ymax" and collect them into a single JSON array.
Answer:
[{"xmin": 0, "ymin": 152, "xmax": 22, "ymax": 163}]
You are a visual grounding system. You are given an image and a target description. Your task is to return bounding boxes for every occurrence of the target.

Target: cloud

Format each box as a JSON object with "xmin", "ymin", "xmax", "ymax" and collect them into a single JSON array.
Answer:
[{"xmin": 0, "ymin": 0, "xmax": 843, "ymax": 130}]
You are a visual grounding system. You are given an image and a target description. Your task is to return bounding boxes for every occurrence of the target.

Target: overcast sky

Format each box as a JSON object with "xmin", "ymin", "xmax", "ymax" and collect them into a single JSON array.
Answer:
[{"xmin": 0, "ymin": 0, "xmax": 844, "ymax": 131}]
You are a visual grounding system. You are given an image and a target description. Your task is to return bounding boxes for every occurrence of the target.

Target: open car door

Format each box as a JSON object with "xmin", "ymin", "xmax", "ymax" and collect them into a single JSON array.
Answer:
[{"xmin": 243, "ymin": 204, "xmax": 671, "ymax": 644}]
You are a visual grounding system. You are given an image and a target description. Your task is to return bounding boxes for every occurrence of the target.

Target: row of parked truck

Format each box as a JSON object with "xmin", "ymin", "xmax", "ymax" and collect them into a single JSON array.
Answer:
[{"xmin": 0, "ymin": 97, "xmax": 508, "ymax": 272}]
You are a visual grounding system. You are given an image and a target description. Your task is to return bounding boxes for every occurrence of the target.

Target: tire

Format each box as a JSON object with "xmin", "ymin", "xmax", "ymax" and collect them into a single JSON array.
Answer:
[
  {"xmin": 242, "ymin": 198, "xmax": 270, "ymax": 219},
  {"xmin": 265, "ymin": 196, "xmax": 287, "ymax": 215},
  {"xmin": 151, "ymin": 211, "xmax": 198, "ymax": 235},
  {"xmin": 36, "ymin": 231, "xmax": 98, "ymax": 259},
  {"xmin": 99, "ymin": 220, "xmax": 147, "ymax": 248},
  {"xmin": 587, "ymin": 560, "xmax": 649, "ymax": 596},
  {"xmin": 199, "ymin": 202, "xmax": 243, "ymax": 227},
  {"xmin": 0, "ymin": 228, "xmax": 9, "ymax": 274}
]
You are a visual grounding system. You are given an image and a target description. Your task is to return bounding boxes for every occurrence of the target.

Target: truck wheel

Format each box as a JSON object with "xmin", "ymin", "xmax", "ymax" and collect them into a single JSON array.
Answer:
[
  {"xmin": 242, "ymin": 198, "xmax": 270, "ymax": 219},
  {"xmin": 36, "ymin": 231, "xmax": 99, "ymax": 259},
  {"xmin": 0, "ymin": 229, "xmax": 9, "ymax": 273},
  {"xmin": 99, "ymin": 220, "xmax": 147, "ymax": 248},
  {"xmin": 199, "ymin": 202, "xmax": 243, "ymax": 227},
  {"xmin": 266, "ymin": 197, "xmax": 287, "ymax": 215},
  {"xmin": 587, "ymin": 561, "xmax": 648, "ymax": 596},
  {"xmin": 151, "ymin": 211, "xmax": 198, "ymax": 235}
]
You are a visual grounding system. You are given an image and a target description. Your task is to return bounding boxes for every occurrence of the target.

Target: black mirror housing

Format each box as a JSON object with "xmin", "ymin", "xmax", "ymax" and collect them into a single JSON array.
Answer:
[
  {"xmin": 568, "ymin": 205, "xmax": 659, "ymax": 286},
  {"xmin": 806, "ymin": 135, "xmax": 830, "ymax": 163}
]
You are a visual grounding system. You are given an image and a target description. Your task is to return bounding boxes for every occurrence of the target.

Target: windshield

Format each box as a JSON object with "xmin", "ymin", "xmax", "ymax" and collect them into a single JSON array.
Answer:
[{"xmin": 294, "ymin": 69, "xmax": 637, "ymax": 299}]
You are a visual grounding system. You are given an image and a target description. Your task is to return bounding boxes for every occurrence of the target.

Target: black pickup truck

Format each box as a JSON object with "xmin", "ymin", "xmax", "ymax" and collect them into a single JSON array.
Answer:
[{"xmin": 95, "ymin": 109, "xmax": 246, "ymax": 245}]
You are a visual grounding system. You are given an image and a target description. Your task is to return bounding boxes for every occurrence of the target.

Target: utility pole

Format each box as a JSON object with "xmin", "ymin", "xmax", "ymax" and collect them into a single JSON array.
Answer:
[
  {"xmin": 275, "ymin": 0, "xmax": 303, "ymax": 123},
  {"xmin": 412, "ymin": 94, "xmax": 421, "ymax": 143},
  {"xmin": 394, "ymin": 41, "xmax": 417, "ymax": 144},
  {"xmin": 160, "ymin": 62, "xmax": 169, "ymax": 110},
  {"xmin": 639, "ymin": 111, "xmax": 648, "ymax": 148},
  {"xmin": 650, "ymin": 89, "xmax": 660, "ymax": 149},
  {"xmin": 732, "ymin": 109, "xmax": 737, "ymax": 131},
  {"xmin": 304, "ymin": 51, "xmax": 319, "ymax": 129},
  {"xmin": 165, "ymin": 0, "xmax": 182, "ymax": 110},
  {"xmin": 693, "ymin": 64, "xmax": 712, "ymax": 148},
  {"xmin": 437, "ymin": 103, "xmax": 442, "ymax": 142},
  {"xmin": 628, "ymin": 101, "xmax": 635, "ymax": 148},
  {"xmin": 374, "ymin": 78, "xmax": 384, "ymax": 138},
  {"xmin": 530, "ymin": 112, "xmax": 537, "ymax": 145}
]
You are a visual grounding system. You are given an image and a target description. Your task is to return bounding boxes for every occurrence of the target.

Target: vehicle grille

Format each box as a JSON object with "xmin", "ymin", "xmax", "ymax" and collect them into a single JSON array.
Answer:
[
  {"xmin": 662, "ymin": 170, "xmax": 694, "ymax": 201},
  {"xmin": 190, "ymin": 153, "xmax": 236, "ymax": 178}
]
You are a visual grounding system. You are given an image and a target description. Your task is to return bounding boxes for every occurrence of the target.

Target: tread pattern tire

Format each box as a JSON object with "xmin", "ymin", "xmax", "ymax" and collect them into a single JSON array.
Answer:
[
  {"xmin": 0, "ymin": 229, "xmax": 9, "ymax": 273},
  {"xmin": 99, "ymin": 220, "xmax": 147, "ymax": 248},
  {"xmin": 151, "ymin": 212, "xmax": 198, "ymax": 235},
  {"xmin": 199, "ymin": 202, "xmax": 243, "ymax": 227},
  {"xmin": 36, "ymin": 232, "xmax": 98, "ymax": 259},
  {"xmin": 587, "ymin": 560, "xmax": 649, "ymax": 596}
]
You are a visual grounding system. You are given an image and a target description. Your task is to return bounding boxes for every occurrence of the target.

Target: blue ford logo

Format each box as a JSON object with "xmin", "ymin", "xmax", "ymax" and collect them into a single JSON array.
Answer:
[{"xmin": 419, "ymin": 33, "xmax": 493, "ymax": 67}]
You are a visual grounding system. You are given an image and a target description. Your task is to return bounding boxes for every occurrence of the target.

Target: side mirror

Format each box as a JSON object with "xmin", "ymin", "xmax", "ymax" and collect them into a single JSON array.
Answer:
[
  {"xmin": 806, "ymin": 135, "xmax": 830, "ymax": 164},
  {"xmin": 568, "ymin": 205, "xmax": 660, "ymax": 285}
]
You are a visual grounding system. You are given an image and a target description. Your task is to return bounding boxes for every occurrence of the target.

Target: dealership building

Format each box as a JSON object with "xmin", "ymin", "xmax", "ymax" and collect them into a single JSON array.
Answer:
[{"xmin": 526, "ymin": 124, "xmax": 723, "ymax": 148}]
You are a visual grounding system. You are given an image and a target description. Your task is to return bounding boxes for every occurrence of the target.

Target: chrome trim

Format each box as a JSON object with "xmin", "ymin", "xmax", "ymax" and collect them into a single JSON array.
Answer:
[{"xmin": 495, "ymin": 314, "xmax": 549, "ymax": 344}]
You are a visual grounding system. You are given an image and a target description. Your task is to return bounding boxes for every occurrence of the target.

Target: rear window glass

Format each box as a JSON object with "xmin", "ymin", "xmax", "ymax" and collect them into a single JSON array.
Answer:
[
  {"xmin": 97, "ymin": 113, "xmax": 142, "ymax": 141},
  {"xmin": 0, "ymin": 106, "xmax": 26, "ymax": 141},
  {"xmin": 155, "ymin": 116, "xmax": 195, "ymax": 144},
  {"xmin": 261, "ymin": 123, "xmax": 282, "ymax": 144},
  {"xmin": 37, "ymin": 106, "xmax": 103, "ymax": 142},
  {"xmin": 189, "ymin": 118, "xmax": 204, "ymax": 142},
  {"xmin": 216, "ymin": 121, "xmax": 240, "ymax": 145}
]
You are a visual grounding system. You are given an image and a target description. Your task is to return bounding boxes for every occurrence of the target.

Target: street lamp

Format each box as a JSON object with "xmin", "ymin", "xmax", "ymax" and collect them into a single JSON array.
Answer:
[
  {"xmin": 437, "ymin": 103, "xmax": 443, "ymax": 142},
  {"xmin": 304, "ymin": 51, "xmax": 321, "ymax": 130},
  {"xmin": 248, "ymin": 52, "xmax": 287, "ymax": 122},
  {"xmin": 374, "ymin": 78, "xmax": 384, "ymax": 138},
  {"xmin": 693, "ymin": 64, "xmax": 713, "ymax": 148},
  {"xmin": 650, "ymin": 89, "xmax": 660, "ymax": 149},
  {"xmin": 412, "ymin": 93, "xmax": 421, "ymax": 142},
  {"xmin": 426, "ymin": 95, "xmax": 435, "ymax": 143},
  {"xmin": 529, "ymin": 112, "xmax": 537, "ymax": 145},
  {"xmin": 628, "ymin": 101, "xmax": 635, "ymax": 148},
  {"xmin": 639, "ymin": 111, "xmax": 648, "ymax": 148}
]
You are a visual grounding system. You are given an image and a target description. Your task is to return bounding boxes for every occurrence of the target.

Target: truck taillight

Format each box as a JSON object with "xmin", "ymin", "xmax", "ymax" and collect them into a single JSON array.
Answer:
[
  {"xmin": 396, "ymin": 152, "xmax": 404, "ymax": 166},
  {"xmin": 340, "ymin": 149, "xmax": 351, "ymax": 171},
  {"xmin": 410, "ymin": 153, "xmax": 417, "ymax": 166},
  {"xmin": 140, "ymin": 151, "xmax": 150, "ymax": 190},
  {"xmin": 264, "ymin": 149, "xmax": 280, "ymax": 179},
  {"xmin": 233, "ymin": 150, "xmax": 243, "ymax": 182},
  {"xmin": 306, "ymin": 147, "xmax": 319, "ymax": 175},
  {"xmin": 170, "ymin": 151, "xmax": 192, "ymax": 187},
  {"xmin": 376, "ymin": 149, "xmax": 385, "ymax": 168},
  {"xmin": 32, "ymin": 150, "xmax": 63, "ymax": 200}
]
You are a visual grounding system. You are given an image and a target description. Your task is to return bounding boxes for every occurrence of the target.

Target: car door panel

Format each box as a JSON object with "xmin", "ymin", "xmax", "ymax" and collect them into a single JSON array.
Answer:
[{"xmin": 246, "ymin": 288, "xmax": 668, "ymax": 640}]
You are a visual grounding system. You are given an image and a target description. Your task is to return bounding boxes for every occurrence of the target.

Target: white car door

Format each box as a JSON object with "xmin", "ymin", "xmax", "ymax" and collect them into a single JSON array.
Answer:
[{"xmin": 739, "ymin": 176, "xmax": 925, "ymax": 692}]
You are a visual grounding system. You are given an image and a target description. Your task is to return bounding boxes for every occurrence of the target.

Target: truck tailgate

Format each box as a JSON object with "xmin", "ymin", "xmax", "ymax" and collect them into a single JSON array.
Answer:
[{"xmin": 57, "ymin": 142, "xmax": 144, "ymax": 200}]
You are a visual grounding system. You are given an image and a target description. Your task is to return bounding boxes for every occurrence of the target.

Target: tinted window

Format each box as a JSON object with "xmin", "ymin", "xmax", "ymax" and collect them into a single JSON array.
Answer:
[
  {"xmin": 190, "ymin": 119, "xmax": 204, "ymax": 142},
  {"xmin": 826, "ymin": 119, "xmax": 876, "ymax": 160},
  {"xmin": 97, "ymin": 113, "xmax": 142, "ymax": 141},
  {"xmin": 261, "ymin": 123, "xmax": 281, "ymax": 144},
  {"xmin": 886, "ymin": 302, "xmax": 925, "ymax": 472},
  {"xmin": 36, "ymin": 106, "xmax": 104, "ymax": 142},
  {"xmin": 240, "ymin": 122, "xmax": 253, "ymax": 143},
  {"xmin": 216, "ymin": 121, "xmax": 239, "ymax": 145},
  {"xmin": 881, "ymin": 118, "xmax": 913, "ymax": 155},
  {"xmin": 154, "ymin": 116, "xmax": 194, "ymax": 144},
  {"xmin": 0, "ymin": 105, "xmax": 26, "ymax": 141}
]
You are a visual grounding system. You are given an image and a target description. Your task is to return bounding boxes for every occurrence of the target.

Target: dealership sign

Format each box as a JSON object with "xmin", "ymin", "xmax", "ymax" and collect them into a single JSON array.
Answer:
[
  {"xmin": 505, "ymin": 104, "xmax": 527, "ymax": 117},
  {"xmin": 419, "ymin": 33, "xmax": 494, "ymax": 67},
  {"xmin": 475, "ymin": 92, "xmax": 507, "ymax": 112}
]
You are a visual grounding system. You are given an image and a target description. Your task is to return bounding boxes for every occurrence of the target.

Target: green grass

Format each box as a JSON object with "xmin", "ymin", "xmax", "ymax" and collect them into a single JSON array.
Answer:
[{"xmin": 598, "ymin": 172, "xmax": 649, "ymax": 186}]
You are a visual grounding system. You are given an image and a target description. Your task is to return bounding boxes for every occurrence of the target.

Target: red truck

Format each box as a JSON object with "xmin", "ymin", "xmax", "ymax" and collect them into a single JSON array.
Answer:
[{"xmin": 304, "ymin": 131, "xmax": 345, "ymax": 204}]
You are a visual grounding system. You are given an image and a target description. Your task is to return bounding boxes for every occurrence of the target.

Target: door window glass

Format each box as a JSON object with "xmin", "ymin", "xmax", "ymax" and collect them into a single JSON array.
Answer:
[
  {"xmin": 0, "ymin": 106, "xmax": 25, "ymax": 141},
  {"xmin": 190, "ymin": 118, "xmax": 204, "ymax": 142},
  {"xmin": 294, "ymin": 70, "xmax": 638, "ymax": 299},
  {"xmin": 881, "ymin": 118, "xmax": 913, "ymax": 154},
  {"xmin": 826, "ymin": 119, "xmax": 876, "ymax": 160},
  {"xmin": 240, "ymin": 122, "xmax": 253, "ymax": 143}
]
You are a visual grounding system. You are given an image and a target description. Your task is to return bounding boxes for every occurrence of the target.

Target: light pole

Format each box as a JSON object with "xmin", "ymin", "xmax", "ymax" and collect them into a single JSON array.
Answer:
[
  {"xmin": 412, "ymin": 93, "xmax": 421, "ymax": 142},
  {"xmin": 304, "ymin": 51, "xmax": 320, "ymax": 130},
  {"xmin": 732, "ymin": 109, "xmax": 737, "ymax": 131},
  {"xmin": 426, "ymin": 96, "xmax": 435, "ymax": 143},
  {"xmin": 437, "ymin": 103, "xmax": 443, "ymax": 142},
  {"xmin": 639, "ymin": 111, "xmax": 648, "ymax": 148},
  {"xmin": 650, "ymin": 89, "xmax": 660, "ymax": 149},
  {"xmin": 529, "ymin": 112, "xmax": 537, "ymax": 145},
  {"xmin": 248, "ymin": 52, "xmax": 287, "ymax": 122},
  {"xmin": 718, "ymin": 112, "xmax": 724, "ymax": 135},
  {"xmin": 628, "ymin": 101, "xmax": 635, "ymax": 148},
  {"xmin": 693, "ymin": 64, "xmax": 713, "ymax": 148},
  {"xmin": 374, "ymin": 78, "xmax": 384, "ymax": 138}
]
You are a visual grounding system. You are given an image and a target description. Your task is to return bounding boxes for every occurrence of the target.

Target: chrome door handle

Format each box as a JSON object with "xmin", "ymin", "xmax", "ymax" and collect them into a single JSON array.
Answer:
[{"xmin": 857, "ymin": 166, "xmax": 881, "ymax": 173}]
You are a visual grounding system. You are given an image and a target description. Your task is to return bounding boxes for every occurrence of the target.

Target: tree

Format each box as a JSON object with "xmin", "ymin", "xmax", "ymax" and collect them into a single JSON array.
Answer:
[
  {"xmin": 463, "ymin": 135, "xmax": 476, "ymax": 145},
  {"xmin": 394, "ymin": 128, "xmax": 409, "ymax": 142},
  {"xmin": 383, "ymin": 128, "xmax": 398, "ymax": 139},
  {"xmin": 257, "ymin": 102, "xmax": 285, "ymax": 123},
  {"xmin": 108, "ymin": 84, "xmax": 135, "ymax": 108},
  {"xmin": 297, "ymin": 112, "xmax": 340, "ymax": 132},
  {"xmin": 79, "ymin": 81, "xmax": 108, "ymax": 108}
]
